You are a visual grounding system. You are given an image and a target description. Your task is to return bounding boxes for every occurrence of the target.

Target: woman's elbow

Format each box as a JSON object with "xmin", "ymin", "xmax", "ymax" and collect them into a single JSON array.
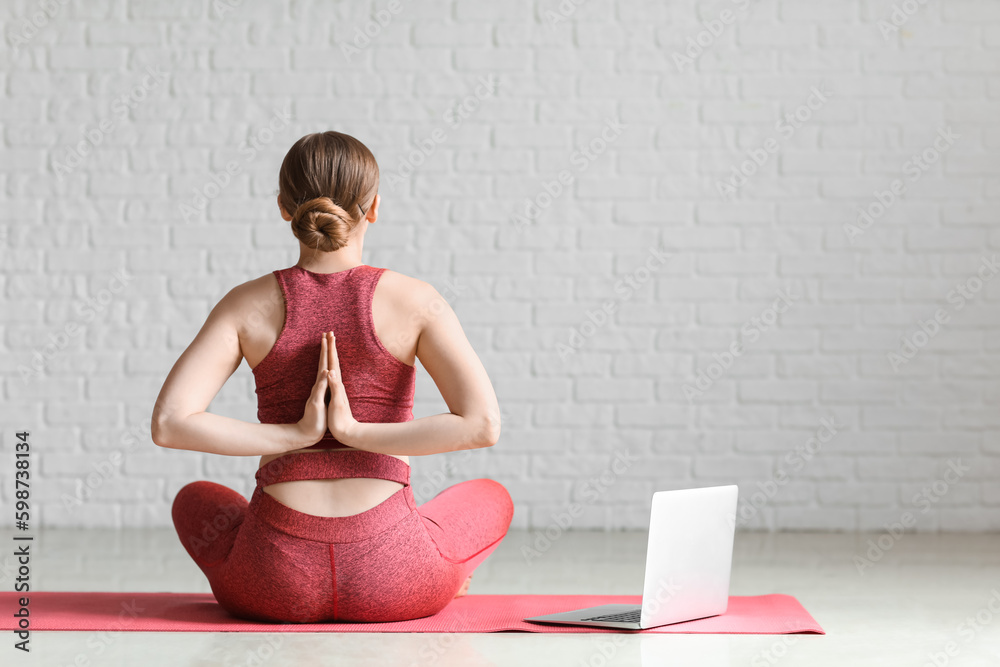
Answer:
[
  {"xmin": 150, "ymin": 419, "xmax": 169, "ymax": 448},
  {"xmin": 150, "ymin": 397, "xmax": 173, "ymax": 448},
  {"xmin": 474, "ymin": 412, "xmax": 501, "ymax": 449},
  {"xmin": 151, "ymin": 413, "xmax": 176, "ymax": 449}
]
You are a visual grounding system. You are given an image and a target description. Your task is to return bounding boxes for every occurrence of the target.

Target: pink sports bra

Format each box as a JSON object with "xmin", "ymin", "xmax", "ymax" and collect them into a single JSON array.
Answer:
[{"xmin": 251, "ymin": 264, "xmax": 416, "ymax": 450}]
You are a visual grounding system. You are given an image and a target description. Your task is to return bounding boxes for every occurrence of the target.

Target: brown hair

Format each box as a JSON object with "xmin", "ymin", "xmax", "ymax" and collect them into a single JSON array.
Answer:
[{"xmin": 277, "ymin": 131, "xmax": 379, "ymax": 252}]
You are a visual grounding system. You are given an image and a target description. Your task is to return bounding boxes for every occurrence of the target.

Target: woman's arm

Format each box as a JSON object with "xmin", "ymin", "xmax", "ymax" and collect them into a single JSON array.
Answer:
[
  {"xmin": 332, "ymin": 281, "xmax": 502, "ymax": 456},
  {"xmin": 150, "ymin": 284, "xmax": 327, "ymax": 456},
  {"xmin": 344, "ymin": 413, "xmax": 498, "ymax": 457},
  {"xmin": 154, "ymin": 412, "xmax": 314, "ymax": 457}
]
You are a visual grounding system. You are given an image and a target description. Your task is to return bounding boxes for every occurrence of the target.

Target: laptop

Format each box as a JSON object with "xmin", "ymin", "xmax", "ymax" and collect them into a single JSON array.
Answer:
[{"xmin": 523, "ymin": 484, "xmax": 738, "ymax": 630}]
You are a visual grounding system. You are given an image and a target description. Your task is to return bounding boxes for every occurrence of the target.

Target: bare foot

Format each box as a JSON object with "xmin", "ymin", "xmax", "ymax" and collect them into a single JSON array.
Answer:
[{"xmin": 454, "ymin": 574, "xmax": 472, "ymax": 598}]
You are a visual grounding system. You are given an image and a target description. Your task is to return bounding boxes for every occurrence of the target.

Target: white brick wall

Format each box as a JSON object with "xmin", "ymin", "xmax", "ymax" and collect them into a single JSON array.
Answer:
[{"xmin": 1, "ymin": 0, "xmax": 998, "ymax": 532}]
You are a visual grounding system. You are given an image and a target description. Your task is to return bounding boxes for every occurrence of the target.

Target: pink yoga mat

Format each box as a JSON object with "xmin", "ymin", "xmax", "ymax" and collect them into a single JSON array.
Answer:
[{"xmin": 1, "ymin": 592, "xmax": 823, "ymax": 634}]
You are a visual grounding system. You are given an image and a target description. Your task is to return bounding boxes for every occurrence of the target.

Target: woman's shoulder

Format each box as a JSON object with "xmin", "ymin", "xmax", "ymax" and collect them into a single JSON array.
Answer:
[
  {"xmin": 213, "ymin": 272, "xmax": 284, "ymax": 331},
  {"xmin": 230, "ymin": 271, "xmax": 281, "ymax": 302},
  {"xmin": 375, "ymin": 269, "xmax": 464, "ymax": 343},
  {"xmin": 374, "ymin": 267, "xmax": 440, "ymax": 309}
]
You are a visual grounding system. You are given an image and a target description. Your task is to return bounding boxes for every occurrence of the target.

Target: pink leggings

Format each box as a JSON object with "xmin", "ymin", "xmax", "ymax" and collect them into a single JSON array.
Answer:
[{"xmin": 170, "ymin": 450, "xmax": 513, "ymax": 623}]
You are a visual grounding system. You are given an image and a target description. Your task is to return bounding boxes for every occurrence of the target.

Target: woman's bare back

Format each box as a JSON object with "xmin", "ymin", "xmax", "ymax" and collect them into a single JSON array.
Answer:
[{"xmin": 239, "ymin": 266, "xmax": 423, "ymax": 517}]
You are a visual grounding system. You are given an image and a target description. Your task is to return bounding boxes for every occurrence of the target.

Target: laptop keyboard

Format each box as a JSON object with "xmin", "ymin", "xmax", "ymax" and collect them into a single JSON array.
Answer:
[{"xmin": 581, "ymin": 608, "xmax": 641, "ymax": 623}]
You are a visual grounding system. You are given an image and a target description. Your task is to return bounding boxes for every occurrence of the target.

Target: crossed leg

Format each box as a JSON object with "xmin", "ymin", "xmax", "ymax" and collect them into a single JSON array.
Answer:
[
  {"xmin": 416, "ymin": 478, "xmax": 515, "ymax": 595},
  {"xmin": 171, "ymin": 480, "xmax": 248, "ymax": 569}
]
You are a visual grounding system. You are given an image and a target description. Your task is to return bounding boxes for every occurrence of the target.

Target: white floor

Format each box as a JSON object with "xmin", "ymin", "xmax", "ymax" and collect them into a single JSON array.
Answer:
[{"xmin": 3, "ymin": 528, "xmax": 999, "ymax": 666}]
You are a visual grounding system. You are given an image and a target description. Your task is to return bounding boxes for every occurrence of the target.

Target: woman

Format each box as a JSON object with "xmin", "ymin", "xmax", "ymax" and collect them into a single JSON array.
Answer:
[{"xmin": 150, "ymin": 131, "xmax": 513, "ymax": 623}]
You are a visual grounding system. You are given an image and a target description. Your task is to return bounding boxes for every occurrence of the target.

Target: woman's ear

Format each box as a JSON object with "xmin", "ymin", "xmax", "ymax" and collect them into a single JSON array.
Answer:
[
  {"xmin": 277, "ymin": 195, "xmax": 292, "ymax": 221},
  {"xmin": 367, "ymin": 193, "xmax": 380, "ymax": 223}
]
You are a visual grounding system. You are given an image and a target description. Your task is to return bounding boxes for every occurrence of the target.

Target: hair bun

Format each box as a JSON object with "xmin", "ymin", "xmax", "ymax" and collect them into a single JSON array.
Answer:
[{"xmin": 290, "ymin": 197, "xmax": 354, "ymax": 252}]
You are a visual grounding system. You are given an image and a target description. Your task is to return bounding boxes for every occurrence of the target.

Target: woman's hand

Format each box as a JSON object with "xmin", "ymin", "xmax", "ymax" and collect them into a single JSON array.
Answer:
[
  {"xmin": 325, "ymin": 330, "xmax": 361, "ymax": 446},
  {"xmin": 292, "ymin": 332, "xmax": 332, "ymax": 448}
]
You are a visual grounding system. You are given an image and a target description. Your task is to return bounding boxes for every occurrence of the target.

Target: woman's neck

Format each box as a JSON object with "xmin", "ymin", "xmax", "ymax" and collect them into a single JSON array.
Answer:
[{"xmin": 295, "ymin": 244, "xmax": 364, "ymax": 274}]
